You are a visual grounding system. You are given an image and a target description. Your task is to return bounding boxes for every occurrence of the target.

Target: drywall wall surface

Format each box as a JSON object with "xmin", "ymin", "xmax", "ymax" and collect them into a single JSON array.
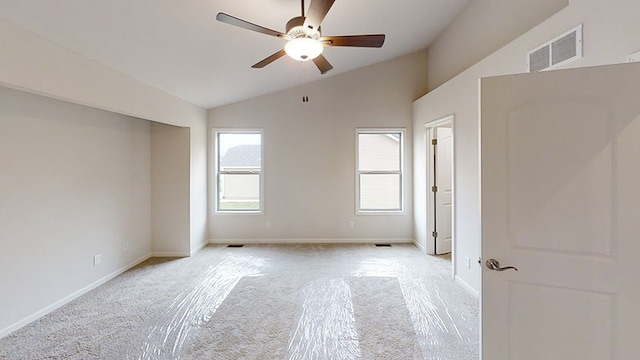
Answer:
[
  {"xmin": 151, "ymin": 123, "xmax": 191, "ymax": 256},
  {"xmin": 0, "ymin": 86, "xmax": 151, "ymax": 336},
  {"xmin": 427, "ymin": 0, "xmax": 568, "ymax": 90},
  {"xmin": 0, "ymin": 17, "xmax": 205, "ymax": 128},
  {"xmin": 0, "ymin": 16, "xmax": 208, "ymax": 257},
  {"xmin": 189, "ymin": 119, "xmax": 209, "ymax": 254},
  {"xmin": 149, "ymin": 120, "xmax": 209, "ymax": 256},
  {"xmin": 414, "ymin": 0, "xmax": 640, "ymax": 293},
  {"xmin": 208, "ymin": 51, "xmax": 428, "ymax": 243}
]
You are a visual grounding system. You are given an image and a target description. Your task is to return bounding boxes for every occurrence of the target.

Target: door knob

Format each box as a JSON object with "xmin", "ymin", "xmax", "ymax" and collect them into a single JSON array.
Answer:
[{"xmin": 486, "ymin": 258, "xmax": 518, "ymax": 272}]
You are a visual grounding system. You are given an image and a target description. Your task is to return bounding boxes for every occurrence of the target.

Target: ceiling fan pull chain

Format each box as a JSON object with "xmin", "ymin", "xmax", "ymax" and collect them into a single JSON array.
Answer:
[{"xmin": 302, "ymin": 61, "xmax": 310, "ymax": 103}]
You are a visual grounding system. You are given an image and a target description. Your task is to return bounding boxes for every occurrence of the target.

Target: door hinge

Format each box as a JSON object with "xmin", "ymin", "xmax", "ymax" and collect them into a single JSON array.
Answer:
[
  {"xmin": 432, "ymin": 185, "xmax": 438, "ymax": 192},
  {"xmin": 432, "ymin": 231, "xmax": 438, "ymax": 238},
  {"xmin": 431, "ymin": 139, "xmax": 438, "ymax": 145}
]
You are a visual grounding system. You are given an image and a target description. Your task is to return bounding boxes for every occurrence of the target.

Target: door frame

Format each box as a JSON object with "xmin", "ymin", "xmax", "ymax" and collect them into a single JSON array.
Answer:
[{"xmin": 424, "ymin": 115, "xmax": 455, "ymax": 276}]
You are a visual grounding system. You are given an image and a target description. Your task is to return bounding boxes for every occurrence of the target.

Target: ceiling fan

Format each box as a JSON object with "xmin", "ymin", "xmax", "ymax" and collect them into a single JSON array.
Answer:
[{"xmin": 216, "ymin": 0, "xmax": 385, "ymax": 74}]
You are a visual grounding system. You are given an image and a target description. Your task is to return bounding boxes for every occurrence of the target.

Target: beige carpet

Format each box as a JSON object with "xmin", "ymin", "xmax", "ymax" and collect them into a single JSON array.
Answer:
[{"xmin": 0, "ymin": 244, "xmax": 478, "ymax": 359}]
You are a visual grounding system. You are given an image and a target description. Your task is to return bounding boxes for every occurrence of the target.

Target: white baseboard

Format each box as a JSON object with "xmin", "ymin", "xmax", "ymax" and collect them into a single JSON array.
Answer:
[
  {"xmin": 413, "ymin": 239, "xmax": 426, "ymax": 252},
  {"xmin": 208, "ymin": 238, "xmax": 414, "ymax": 245},
  {"xmin": 149, "ymin": 251, "xmax": 190, "ymax": 257},
  {"xmin": 190, "ymin": 241, "xmax": 208, "ymax": 256},
  {"xmin": 0, "ymin": 253, "xmax": 151, "ymax": 339},
  {"xmin": 455, "ymin": 275, "xmax": 480, "ymax": 298}
]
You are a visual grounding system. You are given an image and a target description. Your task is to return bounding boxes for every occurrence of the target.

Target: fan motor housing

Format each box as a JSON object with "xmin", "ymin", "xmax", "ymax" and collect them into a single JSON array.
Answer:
[{"xmin": 286, "ymin": 16, "xmax": 321, "ymax": 39}]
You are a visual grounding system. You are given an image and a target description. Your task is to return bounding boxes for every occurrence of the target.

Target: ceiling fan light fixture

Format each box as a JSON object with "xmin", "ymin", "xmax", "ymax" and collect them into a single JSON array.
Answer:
[
  {"xmin": 216, "ymin": 0, "xmax": 385, "ymax": 73},
  {"xmin": 284, "ymin": 37, "xmax": 323, "ymax": 61}
]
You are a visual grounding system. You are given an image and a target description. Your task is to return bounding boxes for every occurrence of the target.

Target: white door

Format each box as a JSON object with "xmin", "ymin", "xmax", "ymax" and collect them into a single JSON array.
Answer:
[
  {"xmin": 435, "ymin": 127, "xmax": 453, "ymax": 255},
  {"xmin": 481, "ymin": 62, "xmax": 640, "ymax": 359}
]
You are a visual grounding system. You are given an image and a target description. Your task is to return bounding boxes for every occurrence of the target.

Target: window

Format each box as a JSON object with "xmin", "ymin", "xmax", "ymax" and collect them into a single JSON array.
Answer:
[
  {"xmin": 356, "ymin": 129, "xmax": 404, "ymax": 213},
  {"xmin": 214, "ymin": 130, "xmax": 263, "ymax": 212}
]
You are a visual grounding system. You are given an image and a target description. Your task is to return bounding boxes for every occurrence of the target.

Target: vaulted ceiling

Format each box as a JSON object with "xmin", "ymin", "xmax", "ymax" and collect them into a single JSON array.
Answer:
[{"xmin": 0, "ymin": 0, "xmax": 470, "ymax": 109}]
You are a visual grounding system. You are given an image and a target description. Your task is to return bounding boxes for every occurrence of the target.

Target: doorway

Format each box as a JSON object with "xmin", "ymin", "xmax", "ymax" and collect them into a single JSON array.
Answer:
[{"xmin": 425, "ymin": 116, "xmax": 454, "ymax": 258}]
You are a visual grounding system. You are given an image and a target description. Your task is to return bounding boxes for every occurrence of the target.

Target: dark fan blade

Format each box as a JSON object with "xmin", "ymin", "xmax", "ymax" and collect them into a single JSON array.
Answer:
[
  {"xmin": 252, "ymin": 49, "xmax": 287, "ymax": 68},
  {"xmin": 303, "ymin": 0, "xmax": 335, "ymax": 32},
  {"xmin": 321, "ymin": 34, "xmax": 386, "ymax": 48},
  {"xmin": 312, "ymin": 54, "xmax": 333, "ymax": 74},
  {"xmin": 216, "ymin": 12, "xmax": 285, "ymax": 38}
]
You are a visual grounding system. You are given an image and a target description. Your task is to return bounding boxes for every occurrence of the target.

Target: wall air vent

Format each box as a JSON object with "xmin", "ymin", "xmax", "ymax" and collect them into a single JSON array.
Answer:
[{"xmin": 528, "ymin": 24, "xmax": 582, "ymax": 73}]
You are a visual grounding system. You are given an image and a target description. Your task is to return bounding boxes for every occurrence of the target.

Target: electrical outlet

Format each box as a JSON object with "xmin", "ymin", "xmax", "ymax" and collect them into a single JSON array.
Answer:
[
  {"xmin": 93, "ymin": 254, "xmax": 102, "ymax": 266},
  {"xmin": 265, "ymin": 221, "xmax": 271, "ymax": 228},
  {"xmin": 122, "ymin": 243, "xmax": 129, "ymax": 252},
  {"xmin": 465, "ymin": 256, "xmax": 471, "ymax": 269},
  {"xmin": 349, "ymin": 220, "xmax": 355, "ymax": 229}
]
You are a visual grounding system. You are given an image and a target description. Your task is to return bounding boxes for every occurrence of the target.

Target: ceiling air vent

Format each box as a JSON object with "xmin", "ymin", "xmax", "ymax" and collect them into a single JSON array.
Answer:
[{"xmin": 528, "ymin": 24, "xmax": 582, "ymax": 73}]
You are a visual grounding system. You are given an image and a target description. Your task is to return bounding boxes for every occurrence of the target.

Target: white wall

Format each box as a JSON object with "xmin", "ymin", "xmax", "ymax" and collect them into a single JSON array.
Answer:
[
  {"xmin": 426, "ymin": 0, "xmax": 569, "ymax": 90},
  {"xmin": 0, "ymin": 17, "xmax": 208, "ymax": 255},
  {"xmin": 0, "ymin": 87, "xmax": 151, "ymax": 336},
  {"xmin": 0, "ymin": 14, "xmax": 209, "ymax": 337},
  {"xmin": 151, "ymin": 123, "xmax": 191, "ymax": 256},
  {"xmin": 188, "ymin": 118, "xmax": 209, "ymax": 254},
  {"xmin": 0, "ymin": 17, "xmax": 203, "ymax": 129},
  {"xmin": 208, "ymin": 51, "xmax": 428, "ymax": 243},
  {"xmin": 414, "ymin": 0, "xmax": 640, "ymax": 293}
]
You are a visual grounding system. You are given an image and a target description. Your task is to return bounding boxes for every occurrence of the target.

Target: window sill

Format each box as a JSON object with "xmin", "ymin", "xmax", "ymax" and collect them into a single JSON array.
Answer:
[
  {"xmin": 356, "ymin": 210, "xmax": 406, "ymax": 216},
  {"xmin": 213, "ymin": 210, "xmax": 263, "ymax": 215}
]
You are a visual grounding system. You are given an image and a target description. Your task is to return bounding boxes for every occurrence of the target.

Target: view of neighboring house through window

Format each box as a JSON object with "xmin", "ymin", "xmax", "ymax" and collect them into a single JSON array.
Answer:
[
  {"xmin": 215, "ymin": 130, "xmax": 263, "ymax": 212},
  {"xmin": 357, "ymin": 129, "xmax": 404, "ymax": 213}
]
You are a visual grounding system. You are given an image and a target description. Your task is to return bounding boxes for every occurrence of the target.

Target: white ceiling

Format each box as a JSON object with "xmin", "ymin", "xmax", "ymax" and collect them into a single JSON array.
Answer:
[{"xmin": 0, "ymin": 0, "xmax": 470, "ymax": 109}]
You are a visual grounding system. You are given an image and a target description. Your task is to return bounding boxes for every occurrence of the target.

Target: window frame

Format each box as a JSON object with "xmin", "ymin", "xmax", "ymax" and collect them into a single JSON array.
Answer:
[
  {"xmin": 355, "ymin": 128, "xmax": 406, "ymax": 215},
  {"xmin": 212, "ymin": 129, "xmax": 264, "ymax": 214}
]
